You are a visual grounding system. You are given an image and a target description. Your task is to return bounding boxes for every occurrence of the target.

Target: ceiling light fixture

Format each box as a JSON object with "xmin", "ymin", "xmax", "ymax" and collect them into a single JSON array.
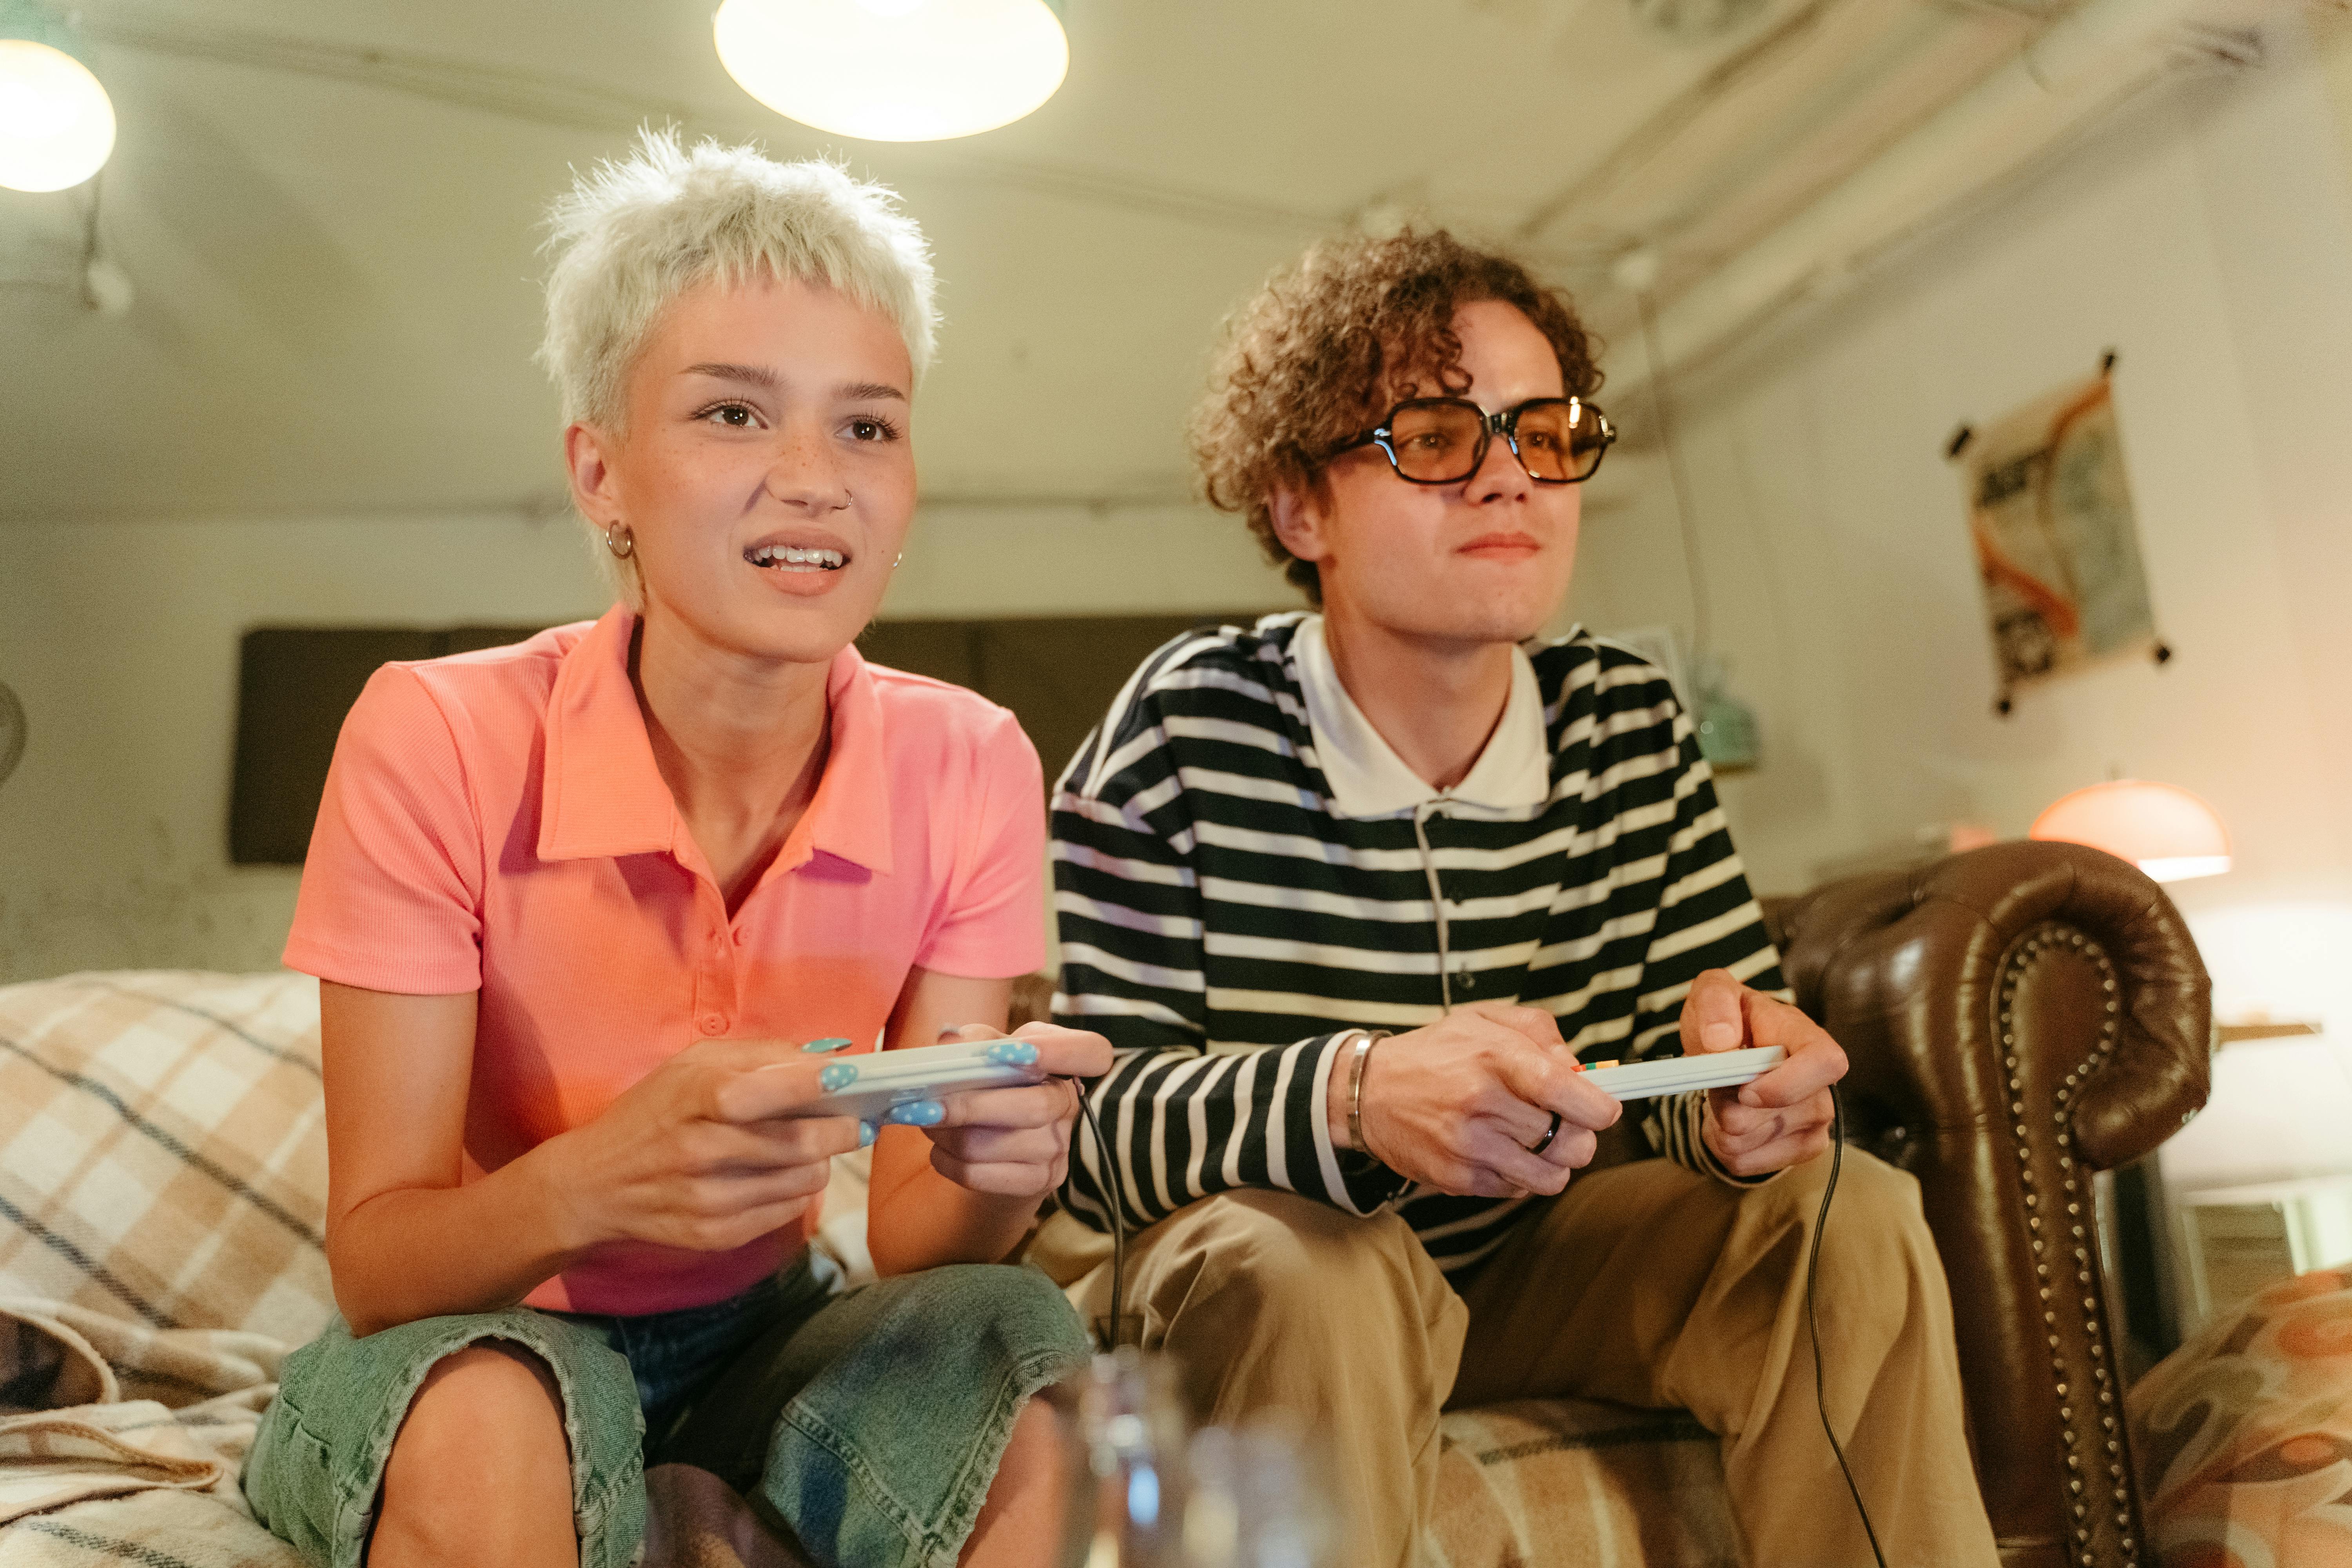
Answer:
[
  {"xmin": 2030, "ymin": 779, "xmax": 2232, "ymax": 883},
  {"xmin": 0, "ymin": 0, "xmax": 115, "ymax": 193},
  {"xmin": 713, "ymin": 0, "xmax": 1068, "ymax": 143}
]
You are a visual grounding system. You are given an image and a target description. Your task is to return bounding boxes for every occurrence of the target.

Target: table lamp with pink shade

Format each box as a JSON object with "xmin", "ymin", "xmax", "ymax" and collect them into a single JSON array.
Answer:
[{"xmin": 2029, "ymin": 780, "xmax": 2232, "ymax": 883}]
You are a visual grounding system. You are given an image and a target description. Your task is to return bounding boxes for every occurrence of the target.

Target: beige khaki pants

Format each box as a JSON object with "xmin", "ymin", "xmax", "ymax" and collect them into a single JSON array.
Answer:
[{"xmin": 1033, "ymin": 1150, "xmax": 1999, "ymax": 1568}]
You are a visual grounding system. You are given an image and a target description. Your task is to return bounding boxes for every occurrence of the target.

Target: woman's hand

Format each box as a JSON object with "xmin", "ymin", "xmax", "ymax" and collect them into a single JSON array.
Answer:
[
  {"xmin": 539, "ymin": 1037, "xmax": 864, "ymax": 1255},
  {"xmin": 913, "ymin": 1022, "xmax": 1114, "ymax": 1198}
]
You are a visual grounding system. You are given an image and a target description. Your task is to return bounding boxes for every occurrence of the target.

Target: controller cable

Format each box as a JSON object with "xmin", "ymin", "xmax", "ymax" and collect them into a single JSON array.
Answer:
[
  {"xmin": 1810, "ymin": 1082, "xmax": 1887, "ymax": 1568},
  {"xmin": 1064, "ymin": 1076, "xmax": 1128, "ymax": 1348},
  {"xmin": 1066, "ymin": 1066, "xmax": 1885, "ymax": 1563}
]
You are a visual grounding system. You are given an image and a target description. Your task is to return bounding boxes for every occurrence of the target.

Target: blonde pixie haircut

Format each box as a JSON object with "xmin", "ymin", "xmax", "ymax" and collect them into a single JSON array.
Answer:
[{"xmin": 539, "ymin": 128, "xmax": 939, "ymax": 604}]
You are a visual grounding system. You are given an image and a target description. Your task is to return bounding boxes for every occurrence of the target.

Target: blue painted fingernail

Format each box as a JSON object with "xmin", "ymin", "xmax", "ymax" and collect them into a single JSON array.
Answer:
[
  {"xmin": 820, "ymin": 1063, "xmax": 858, "ymax": 1092},
  {"xmin": 984, "ymin": 1039, "xmax": 1038, "ymax": 1067},
  {"xmin": 858, "ymin": 1122, "xmax": 877, "ymax": 1148},
  {"xmin": 802, "ymin": 1037, "xmax": 853, "ymax": 1054},
  {"xmin": 885, "ymin": 1099, "xmax": 945, "ymax": 1127}
]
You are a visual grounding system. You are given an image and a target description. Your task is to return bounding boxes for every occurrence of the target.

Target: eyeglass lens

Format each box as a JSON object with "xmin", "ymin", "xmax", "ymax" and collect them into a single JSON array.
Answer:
[{"xmin": 1387, "ymin": 400, "xmax": 1608, "ymax": 484}]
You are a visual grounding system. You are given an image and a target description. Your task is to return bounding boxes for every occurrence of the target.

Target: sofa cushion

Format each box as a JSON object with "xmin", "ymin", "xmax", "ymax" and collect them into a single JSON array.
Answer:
[
  {"xmin": 0, "ymin": 972, "xmax": 333, "ymax": 1343},
  {"xmin": 2129, "ymin": 1265, "xmax": 2352, "ymax": 1568}
]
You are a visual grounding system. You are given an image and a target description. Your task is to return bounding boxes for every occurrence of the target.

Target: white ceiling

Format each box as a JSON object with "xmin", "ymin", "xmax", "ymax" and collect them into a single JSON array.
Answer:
[{"xmin": 0, "ymin": 0, "xmax": 2175, "ymax": 522}]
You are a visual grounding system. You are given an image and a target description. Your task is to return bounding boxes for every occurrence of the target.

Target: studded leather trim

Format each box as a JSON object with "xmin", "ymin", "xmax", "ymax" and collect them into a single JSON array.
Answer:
[{"xmin": 1996, "ymin": 921, "xmax": 2142, "ymax": 1568}]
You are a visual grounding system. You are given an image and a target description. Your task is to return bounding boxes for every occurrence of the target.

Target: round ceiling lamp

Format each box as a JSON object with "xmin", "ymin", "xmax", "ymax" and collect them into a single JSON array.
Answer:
[
  {"xmin": 0, "ymin": 2, "xmax": 115, "ymax": 193},
  {"xmin": 714, "ymin": 0, "xmax": 1068, "ymax": 143},
  {"xmin": 2030, "ymin": 779, "xmax": 2231, "ymax": 884}
]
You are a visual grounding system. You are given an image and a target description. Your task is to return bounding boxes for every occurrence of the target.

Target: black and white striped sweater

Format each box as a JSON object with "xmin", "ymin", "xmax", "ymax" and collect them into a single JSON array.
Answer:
[{"xmin": 1049, "ymin": 612, "xmax": 1786, "ymax": 1276}]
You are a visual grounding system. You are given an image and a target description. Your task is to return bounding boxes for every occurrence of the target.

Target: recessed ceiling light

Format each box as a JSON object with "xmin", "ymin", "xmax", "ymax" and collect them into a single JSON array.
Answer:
[
  {"xmin": 713, "ymin": 0, "xmax": 1069, "ymax": 143},
  {"xmin": 0, "ymin": 3, "xmax": 116, "ymax": 194}
]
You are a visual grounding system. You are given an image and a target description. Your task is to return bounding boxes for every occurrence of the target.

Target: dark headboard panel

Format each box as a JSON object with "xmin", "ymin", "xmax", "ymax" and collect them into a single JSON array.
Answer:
[
  {"xmin": 229, "ymin": 625, "xmax": 551, "ymax": 865},
  {"xmin": 857, "ymin": 613, "xmax": 1272, "ymax": 793}
]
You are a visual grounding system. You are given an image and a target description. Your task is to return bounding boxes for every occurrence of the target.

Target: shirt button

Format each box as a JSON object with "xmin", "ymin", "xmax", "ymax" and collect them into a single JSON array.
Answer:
[{"xmin": 699, "ymin": 1014, "xmax": 726, "ymax": 1035}]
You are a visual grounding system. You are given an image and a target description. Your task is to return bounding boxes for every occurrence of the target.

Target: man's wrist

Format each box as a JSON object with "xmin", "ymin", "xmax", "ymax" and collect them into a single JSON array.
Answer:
[
  {"xmin": 1326, "ymin": 1034, "xmax": 1358, "ymax": 1149},
  {"xmin": 1326, "ymin": 1029, "xmax": 1386, "ymax": 1156}
]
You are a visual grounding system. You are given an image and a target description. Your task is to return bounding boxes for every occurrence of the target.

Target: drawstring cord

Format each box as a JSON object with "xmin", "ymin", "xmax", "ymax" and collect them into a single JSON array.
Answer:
[{"xmin": 1413, "ymin": 801, "xmax": 1454, "ymax": 1014}]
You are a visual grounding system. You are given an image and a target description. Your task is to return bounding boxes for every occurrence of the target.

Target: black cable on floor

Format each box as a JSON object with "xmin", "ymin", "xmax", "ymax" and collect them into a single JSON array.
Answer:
[{"xmin": 1809, "ymin": 1083, "xmax": 1888, "ymax": 1568}]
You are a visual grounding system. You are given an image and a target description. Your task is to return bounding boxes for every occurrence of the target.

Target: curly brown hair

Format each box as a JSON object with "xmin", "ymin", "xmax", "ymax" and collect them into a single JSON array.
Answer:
[{"xmin": 1189, "ymin": 227, "xmax": 1602, "ymax": 605}]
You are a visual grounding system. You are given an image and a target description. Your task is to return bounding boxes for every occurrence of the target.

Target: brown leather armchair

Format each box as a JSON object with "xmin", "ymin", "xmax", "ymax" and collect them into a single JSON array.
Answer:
[{"xmin": 1759, "ymin": 839, "xmax": 2210, "ymax": 1568}]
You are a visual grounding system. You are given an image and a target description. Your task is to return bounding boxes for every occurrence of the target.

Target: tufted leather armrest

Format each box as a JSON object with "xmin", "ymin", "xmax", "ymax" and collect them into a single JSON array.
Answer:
[{"xmin": 1765, "ymin": 839, "xmax": 2210, "ymax": 1568}]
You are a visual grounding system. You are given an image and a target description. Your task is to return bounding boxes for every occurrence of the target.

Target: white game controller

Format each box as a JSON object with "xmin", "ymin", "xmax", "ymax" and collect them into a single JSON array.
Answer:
[
  {"xmin": 1577, "ymin": 1045, "xmax": 1786, "ymax": 1101},
  {"xmin": 774, "ymin": 1036, "xmax": 1044, "ymax": 1127}
]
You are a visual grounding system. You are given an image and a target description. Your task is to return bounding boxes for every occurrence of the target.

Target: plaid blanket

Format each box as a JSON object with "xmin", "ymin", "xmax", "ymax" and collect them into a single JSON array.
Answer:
[
  {"xmin": 0, "ymin": 973, "xmax": 842, "ymax": 1568},
  {"xmin": 1430, "ymin": 1400, "xmax": 1740, "ymax": 1568},
  {"xmin": 0, "ymin": 969, "xmax": 1749, "ymax": 1567},
  {"xmin": 0, "ymin": 1293, "xmax": 289, "ymax": 1566},
  {"xmin": 0, "ymin": 971, "xmax": 334, "ymax": 1343},
  {"xmin": 0, "ymin": 972, "xmax": 328, "ymax": 1566}
]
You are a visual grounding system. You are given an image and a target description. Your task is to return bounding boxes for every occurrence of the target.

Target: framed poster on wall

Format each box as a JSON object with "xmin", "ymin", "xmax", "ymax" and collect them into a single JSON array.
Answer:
[{"xmin": 1954, "ymin": 364, "xmax": 2163, "ymax": 711}]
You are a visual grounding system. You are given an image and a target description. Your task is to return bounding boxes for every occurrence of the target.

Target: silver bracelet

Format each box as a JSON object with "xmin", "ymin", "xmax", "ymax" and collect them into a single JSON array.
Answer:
[{"xmin": 1344, "ymin": 1029, "xmax": 1388, "ymax": 1154}]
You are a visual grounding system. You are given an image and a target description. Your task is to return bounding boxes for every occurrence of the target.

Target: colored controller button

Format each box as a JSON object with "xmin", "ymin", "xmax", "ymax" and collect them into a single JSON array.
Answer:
[
  {"xmin": 802, "ymin": 1038, "xmax": 854, "ymax": 1054},
  {"xmin": 884, "ymin": 1099, "xmax": 946, "ymax": 1127},
  {"xmin": 820, "ymin": 1063, "xmax": 858, "ymax": 1093},
  {"xmin": 983, "ymin": 1040, "xmax": 1039, "ymax": 1067}
]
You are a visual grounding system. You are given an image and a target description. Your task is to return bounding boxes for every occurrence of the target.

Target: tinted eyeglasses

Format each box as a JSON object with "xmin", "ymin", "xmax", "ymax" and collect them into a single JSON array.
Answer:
[{"xmin": 1330, "ymin": 397, "xmax": 1616, "ymax": 486}]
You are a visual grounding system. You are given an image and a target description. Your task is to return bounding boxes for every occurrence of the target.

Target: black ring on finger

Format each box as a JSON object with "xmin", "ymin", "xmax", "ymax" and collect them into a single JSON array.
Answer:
[{"xmin": 1528, "ymin": 1111, "xmax": 1562, "ymax": 1156}]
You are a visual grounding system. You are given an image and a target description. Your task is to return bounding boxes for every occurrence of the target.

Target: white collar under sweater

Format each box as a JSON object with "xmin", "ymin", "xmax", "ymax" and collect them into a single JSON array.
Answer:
[{"xmin": 1291, "ymin": 614, "xmax": 1552, "ymax": 820}]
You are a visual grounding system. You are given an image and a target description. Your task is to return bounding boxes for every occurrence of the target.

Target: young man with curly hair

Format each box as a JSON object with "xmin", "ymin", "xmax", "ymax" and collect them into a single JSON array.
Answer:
[{"xmin": 1040, "ymin": 230, "xmax": 2000, "ymax": 1566}]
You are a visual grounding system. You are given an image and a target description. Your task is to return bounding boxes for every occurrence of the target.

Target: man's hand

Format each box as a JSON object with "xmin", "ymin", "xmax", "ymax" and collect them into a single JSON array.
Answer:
[
  {"xmin": 916, "ymin": 1022, "xmax": 1114, "ymax": 1198},
  {"xmin": 1330, "ymin": 1003, "xmax": 1620, "ymax": 1199},
  {"xmin": 1684, "ymin": 968, "xmax": 1849, "ymax": 1178}
]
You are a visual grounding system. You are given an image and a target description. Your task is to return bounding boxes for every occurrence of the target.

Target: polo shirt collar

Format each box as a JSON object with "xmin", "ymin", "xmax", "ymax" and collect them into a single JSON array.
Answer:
[
  {"xmin": 1292, "ymin": 613, "xmax": 1551, "ymax": 819},
  {"xmin": 793, "ymin": 644, "xmax": 895, "ymax": 877},
  {"xmin": 537, "ymin": 605, "xmax": 895, "ymax": 876}
]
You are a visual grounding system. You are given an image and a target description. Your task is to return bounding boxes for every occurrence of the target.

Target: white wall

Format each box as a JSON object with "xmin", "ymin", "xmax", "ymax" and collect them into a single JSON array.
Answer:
[
  {"xmin": 12, "ymin": 20, "xmax": 2352, "ymax": 1083},
  {"xmin": 1566, "ymin": 18, "xmax": 2352, "ymax": 1171},
  {"xmin": 0, "ymin": 502, "xmax": 1279, "ymax": 983},
  {"xmin": 0, "ymin": 513, "xmax": 601, "ymax": 981}
]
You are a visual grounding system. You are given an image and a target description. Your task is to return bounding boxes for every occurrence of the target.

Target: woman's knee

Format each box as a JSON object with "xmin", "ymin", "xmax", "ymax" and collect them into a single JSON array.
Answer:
[
  {"xmin": 898, "ymin": 1262, "xmax": 1092, "ymax": 1364},
  {"xmin": 986, "ymin": 1398, "xmax": 1065, "ymax": 1508},
  {"xmin": 961, "ymin": 1399, "xmax": 1069, "ymax": 1566},
  {"xmin": 383, "ymin": 1341, "xmax": 572, "ymax": 1508}
]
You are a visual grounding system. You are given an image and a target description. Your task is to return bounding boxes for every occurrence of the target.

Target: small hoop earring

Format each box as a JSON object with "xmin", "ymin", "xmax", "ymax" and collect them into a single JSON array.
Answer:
[
  {"xmin": 893, "ymin": 552, "xmax": 904, "ymax": 568},
  {"xmin": 605, "ymin": 522, "xmax": 634, "ymax": 560}
]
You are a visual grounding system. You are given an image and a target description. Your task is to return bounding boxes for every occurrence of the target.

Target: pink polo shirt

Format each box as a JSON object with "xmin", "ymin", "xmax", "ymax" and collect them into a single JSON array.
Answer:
[{"xmin": 284, "ymin": 605, "xmax": 1046, "ymax": 1315}]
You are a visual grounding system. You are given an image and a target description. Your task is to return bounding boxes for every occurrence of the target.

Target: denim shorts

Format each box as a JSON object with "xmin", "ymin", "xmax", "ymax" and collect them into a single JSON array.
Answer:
[{"xmin": 241, "ymin": 1251, "xmax": 1090, "ymax": 1568}]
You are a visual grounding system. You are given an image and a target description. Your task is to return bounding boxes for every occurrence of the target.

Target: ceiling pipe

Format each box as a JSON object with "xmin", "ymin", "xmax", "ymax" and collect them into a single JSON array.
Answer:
[{"xmin": 1627, "ymin": 0, "xmax": 2236, "ymax": 392}]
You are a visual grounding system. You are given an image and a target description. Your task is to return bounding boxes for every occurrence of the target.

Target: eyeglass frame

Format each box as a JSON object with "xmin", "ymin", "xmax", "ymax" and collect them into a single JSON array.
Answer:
[{"xmin": 1327, "ymin": 396, "xmax": 1617, "ymax": 486}]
